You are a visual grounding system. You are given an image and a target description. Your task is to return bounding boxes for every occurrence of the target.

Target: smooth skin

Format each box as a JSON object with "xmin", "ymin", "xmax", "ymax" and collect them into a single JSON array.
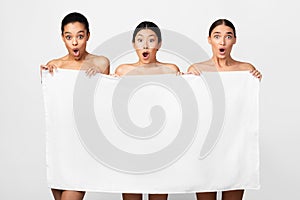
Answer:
[
  {"xmin": 188, "ymin": 23, "xmax": 262, "ymax": 200},
  {"xmin": 41, "ymin": 22, "xmax": 109, "ymax": 75},
  {"xmin": 115, "ymin": 27, "xmax": 179, "ymax": 200},
  {"xmin": 188, "ymin": 24, "xmax": 261, "ymax": 79},
  {"xmin": 115, "ymin": 29, "xmax": 178, "ymax": 76}
]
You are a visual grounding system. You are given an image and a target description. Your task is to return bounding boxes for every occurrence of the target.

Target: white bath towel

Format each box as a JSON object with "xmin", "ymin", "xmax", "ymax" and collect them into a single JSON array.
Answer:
[{"xmin": 42, "ymin": 69, "xmax": 260, "ymax": 193}]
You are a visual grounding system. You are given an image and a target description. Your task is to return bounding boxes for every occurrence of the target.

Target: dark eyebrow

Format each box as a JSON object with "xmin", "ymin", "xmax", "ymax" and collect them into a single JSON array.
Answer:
[
  {"xmin": 136, "ymin": 34, "xmax": 156, "ymax": 37},
  {"xmin": 63, "ymin": 30, "xmax": 85, "ymax": 35},
  {"xmin": 212, "ymin": 31, "xmax": 233, "ymax": 35}
]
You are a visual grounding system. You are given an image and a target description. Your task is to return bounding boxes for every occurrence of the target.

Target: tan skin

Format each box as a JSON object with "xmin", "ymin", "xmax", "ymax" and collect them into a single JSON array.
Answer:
[
  {"xmin": 115, "ymin": 28, "xmax": 179, "ymax": 200},
  {"xmin": 41, "ymin": 21, "xmax": 109, "ymax": 200},
  {"xmin": 188, "ymin": 24, "xmax": 262, "ymax": 200},
  {"xmin": 41, "ymin": 22, "xmax": 109, "ymax": 75}
]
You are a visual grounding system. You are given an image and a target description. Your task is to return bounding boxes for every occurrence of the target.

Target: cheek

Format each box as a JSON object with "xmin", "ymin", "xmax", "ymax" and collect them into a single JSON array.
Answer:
[
  {"xmin": 211, "ymin": 41, "xmax": 219, "ymax": 49},
  {"xmin": 64, "ymin": 40, "xmax": 72, "ymax": 47},
  {"xmin": 134, "ymin": 43, "xmax": 143, "ymax": 50},
  {"xmin": 149, "ymin": 42, "xmax": 159, "ymax": 49},
  {"xmin": 81, "ymin": 40, "xmax": 88, "ymax": 46},
  {"xmin": 226, "ymin": 40, "xmax": 235, "ymax": 47}
]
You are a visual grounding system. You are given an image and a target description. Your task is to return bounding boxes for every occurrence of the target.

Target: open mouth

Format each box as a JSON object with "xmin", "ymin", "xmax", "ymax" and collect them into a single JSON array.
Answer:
[
  {"xmin": 142, "ymin": 52, "xmax": 150, "ymax": 58},
  {"xmin": 73, "ymin": 49, "xmax": 80, "ymax": 57},
  {"xmin": 219, "ymin": 48, "xmax": 225, "ymax": 53}
]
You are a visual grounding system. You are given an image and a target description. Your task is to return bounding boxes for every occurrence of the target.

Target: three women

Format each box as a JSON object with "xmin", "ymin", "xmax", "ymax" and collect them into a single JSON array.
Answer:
[{"xmin": 42, "ymin": 13, "xmax": 261, "ymax": 200}]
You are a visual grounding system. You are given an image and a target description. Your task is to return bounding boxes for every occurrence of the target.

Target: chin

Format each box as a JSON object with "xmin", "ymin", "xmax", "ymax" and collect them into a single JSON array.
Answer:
[{"xmin": 217, "ymin": 55, "xmax": 226, "ymax": 59}]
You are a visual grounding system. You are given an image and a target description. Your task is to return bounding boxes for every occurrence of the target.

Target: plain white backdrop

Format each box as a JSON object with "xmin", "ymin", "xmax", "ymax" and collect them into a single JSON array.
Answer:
[{"xmin": 0, "ymin": 0, "xmax": 299, "ymax": 199}]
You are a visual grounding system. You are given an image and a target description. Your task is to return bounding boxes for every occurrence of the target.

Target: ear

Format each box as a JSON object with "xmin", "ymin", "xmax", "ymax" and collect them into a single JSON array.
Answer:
[
  {"xmin": 86, "ymin": 32, "xmax": 90, "ymax": 41},
  {"xmin": 208, "ymin": 36, "xmax": 212, "ymax": 45}
]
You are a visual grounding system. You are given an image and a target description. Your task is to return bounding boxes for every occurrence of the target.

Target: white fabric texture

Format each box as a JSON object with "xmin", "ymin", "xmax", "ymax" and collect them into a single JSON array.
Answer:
[{"xmin": 42, "ymin": 69, "xmax": 260, "ymax": 193}]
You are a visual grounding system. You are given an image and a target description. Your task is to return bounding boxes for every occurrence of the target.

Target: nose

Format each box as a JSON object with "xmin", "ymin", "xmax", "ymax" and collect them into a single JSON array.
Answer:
[
  {"xmin": 220, "ymin": 37, "xmax": 225, "ymax": 45},
  {"xmin": 143, "ymin": 41, "xmax": 149, "ymax": 49},
  {"xmin": 72, "ymin": 38, "xmax": 78, "ymax": 46}
]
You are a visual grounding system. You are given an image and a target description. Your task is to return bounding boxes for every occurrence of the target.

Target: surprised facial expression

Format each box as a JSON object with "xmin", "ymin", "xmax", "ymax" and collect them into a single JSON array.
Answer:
[
  {"xmin": 62, "ymin": 22, "xmax": 90, "ymax": 60},
  {"xmin": 208, "ymin": 24, "xmax": 236, "ymax": 59},
  {"xmin": 133, "ymin": 29, "xmax": 161, "ymax": 64}
]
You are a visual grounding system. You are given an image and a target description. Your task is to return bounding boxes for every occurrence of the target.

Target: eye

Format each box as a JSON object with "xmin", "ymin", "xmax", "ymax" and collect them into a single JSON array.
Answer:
[
  {"xmin": 226, "ymin": 35, "xmax": 233, "ymax": 39},
  {"xmin": 78, "ymin": 35, "xmax": 84, "ymax": 39},
  {"xmin": 213, "ymin": 35, "xmax": 220, "ymax": 39},
  {"xmin": 149, "ymin": 38, "xmax": 155, "ymax": 43},
  {"xmin": 137, "ymin": 38, "xmax": 143, "ymax": 43},
  {"xmin": 65, "ymin": 35, "xmax": 72, "ymax": 40}
]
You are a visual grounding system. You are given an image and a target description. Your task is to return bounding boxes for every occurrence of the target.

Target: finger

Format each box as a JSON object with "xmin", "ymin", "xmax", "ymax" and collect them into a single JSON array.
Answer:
[
  {"xmin": 254, "ymin": 71, "xmax": 260, "ymax": 77},
  {"xmin": 258, "ymin": 74, "xmax": 262, "ymax": 81},
  {"xmin": 40, "ymin": 65, "xmax": 49, "ymax": 71},
  {"xmin": 89, "ymin": 69, "xmax": 96, "ymax": 76},
  {"xmin": 93, "ymin": 70, "xmax": 97, "ymax": 76},
  {"xmin": 85, "ymin": 68, "xmax": 91, "ymax": 75},
  {"xmin": 89, "ymin": 69, "xmax": 97, "ymax": 77},
  {"xmin": 86, "ymin": 67, "xmax": 97, "ymax": 75},
  {"xmin": 110, "ymin": 74, "xmax": 120, "ymax": 77},
  {"xmin": 251, "ymin": 70, "xmax": 262, "ymax": 80},
  {"xmin": 191, "ymin": 70, "xmax": 200, "ymax": 76},
  {"xmin": 86, "ymin": 69, "xmax": 93, "ymax": 77}
]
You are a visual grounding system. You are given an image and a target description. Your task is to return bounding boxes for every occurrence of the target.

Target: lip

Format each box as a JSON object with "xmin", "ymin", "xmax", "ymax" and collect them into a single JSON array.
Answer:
[
  {"xmin": 73, "ymin": 48, "xmax": 80, "ymax": 57},
  {"xmin": 142, "ymin": 51, "xmax": 150, "ymax": 60},
  {"xmin": 218, "ymin": 48, "xmax": 226, "ymax": 55}
]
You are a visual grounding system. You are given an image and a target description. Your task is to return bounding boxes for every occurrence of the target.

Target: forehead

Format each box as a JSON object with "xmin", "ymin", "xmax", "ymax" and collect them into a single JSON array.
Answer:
[
  {"xmin": 211, "ymin": 24, "xmax": 234, "ymax": 34},
  {"xmin": 135, "ymin": 29, "xmax": 157, "ymax": 37},
  {"xmin": 63, "ymin": 22, "xmax": 86, "ymax": 33}
]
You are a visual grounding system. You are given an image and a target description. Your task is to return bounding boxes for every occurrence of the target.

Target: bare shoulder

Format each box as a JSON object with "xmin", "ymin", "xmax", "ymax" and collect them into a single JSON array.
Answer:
[
  {"xmin": 238, "ymin": 61, "xmax": 256, "ymax": 71},
  {"xmin": 160, "ymin": 62, "xmax": 180, "ymax": 72},
  {"xmin": 188, "ymin": 60, "xmax": 215, "ymax": 72},
  {"xmin": 46, "ymin": 56, "xmax": 65, "ymax": 67},
  {"xmin": 88, "ymin": 54, "xmax": 110, "ymax": 74},
  {"xmin": 115, "ymin": 64, "xmax": 135, "ymax": 76},
  {"xmin": 90, "ymin": 54, "xmax": 110, "ymax": 66}
]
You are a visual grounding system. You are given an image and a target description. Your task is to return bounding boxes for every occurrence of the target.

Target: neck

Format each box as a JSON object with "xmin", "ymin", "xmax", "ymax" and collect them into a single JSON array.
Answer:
[
  {"xmin": 211, "ymin": 56, "xmax": 234, "ymax": 68},
  {"xmin": 137, "ymin": 60, "xmax": 159, "ymax": 67}
]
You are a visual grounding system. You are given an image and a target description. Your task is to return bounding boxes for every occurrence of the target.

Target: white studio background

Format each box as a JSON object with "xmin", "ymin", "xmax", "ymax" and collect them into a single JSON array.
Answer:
[{"xmin": 0, "ymin": 0, "xmax": 299, "ymax": 200}]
